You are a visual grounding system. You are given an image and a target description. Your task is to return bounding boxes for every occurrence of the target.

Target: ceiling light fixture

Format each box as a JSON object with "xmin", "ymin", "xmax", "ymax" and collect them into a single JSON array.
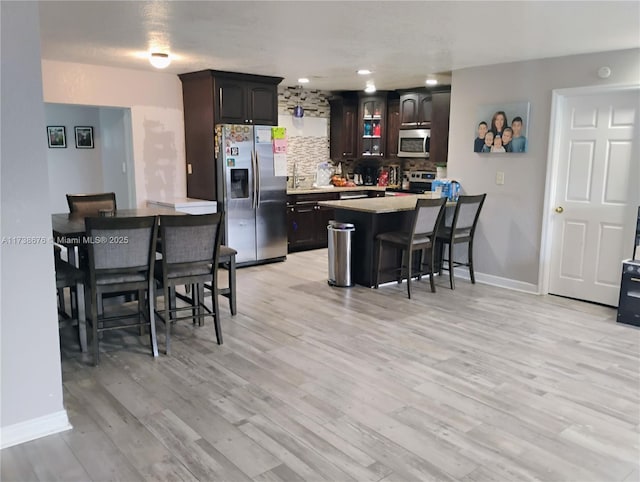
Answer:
[
  {"xmin": 149, "ymin": 52, "xmax": 171, "ymax": 69},
  {"xmin": 364, "ymin": 83, "xmax": 376, "ymax": 93},
  {"xmin": 357, "ymin": 69, "xmax": 372, "ymax": 75},
  {"xmin": 297, "ymin": 77, "xmax": 310, "ymax": 84},
  {"xmin": 426, "ymin": 78, "xmax": 438, "ymax": 86}
]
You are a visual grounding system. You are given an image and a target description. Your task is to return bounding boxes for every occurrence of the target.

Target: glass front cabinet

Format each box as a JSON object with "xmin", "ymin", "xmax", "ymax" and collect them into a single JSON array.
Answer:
[{"xmin": 358, "ymin": 94, "xmax": 387, "ymax": 157}]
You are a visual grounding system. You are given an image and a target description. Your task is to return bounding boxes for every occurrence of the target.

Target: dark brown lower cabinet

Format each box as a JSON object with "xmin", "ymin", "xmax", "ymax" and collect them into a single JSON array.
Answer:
[
  {"xmin": 287, "ymin": 190, "xmax": 386, "ymax": 252},
  {"xmin": 287, "ymin": 203, "xmax": 335, "ymax": 252}
]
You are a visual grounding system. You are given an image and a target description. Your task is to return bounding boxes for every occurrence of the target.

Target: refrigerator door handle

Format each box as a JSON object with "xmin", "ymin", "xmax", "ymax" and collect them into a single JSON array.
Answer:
[
  {"xmin": 255, "ymin": 151, "xmax": 261, "ymax": 207},
  {"xmin": 251, "ymin": 149, "xmax": 257, "ymax": 209}
]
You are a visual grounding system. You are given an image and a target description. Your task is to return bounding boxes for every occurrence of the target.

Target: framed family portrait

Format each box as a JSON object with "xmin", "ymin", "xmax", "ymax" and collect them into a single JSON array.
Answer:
[
  {"xmin": 47, "ymin": 126, "xmax": 66, "ymax": 148},
  {"xmin": 75, "ymin": 126, "xmax": 94, "ymax": 149},
  {"xmin": 474, "ymin": 102, "xmax": 530, "ymax": 153}
]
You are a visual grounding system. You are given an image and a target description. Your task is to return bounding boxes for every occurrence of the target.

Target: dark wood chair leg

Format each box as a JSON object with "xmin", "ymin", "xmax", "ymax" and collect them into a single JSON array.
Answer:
[
  {"xmin": 228, "ymin": 255, "xmax": 237, "ymax": 316},
  {"xmin": 212, "ymin": 277, "xmax": 223, "ymax": 344},
  {"xmin": 468, "ymin": 240, "xmax": 476, "ymax": 284},
  {"xmin": 406, "ymin": 250, "xmax": 413, "ymax": 299},
  {"xmin": 449, "ymin": 243, "xmax": 455, "ymax": 290},
  {"xmin": 164, "ymin": 284, "xmax": 171, "ymax": 355},
  {"xmin": 76, "ymin": 282, "xmax": 88, "ymax": 353},
  {"xmin": 138, "ymin": 289, "xmax": 145, "ymax": 336},
  {"xmin": 429, "ymin": 246, "xmax": 436, "ymax": 293},
  {"xmin": 91, "ymin": 290, "xmax": 100, "ymax": 366},
  {"xmin": 147, "ymin": 286, "xmax": 158, "ymax": 358},
  {"xmin": 197, "ymin": 283, "xmax": 205, "ymax": 326}
]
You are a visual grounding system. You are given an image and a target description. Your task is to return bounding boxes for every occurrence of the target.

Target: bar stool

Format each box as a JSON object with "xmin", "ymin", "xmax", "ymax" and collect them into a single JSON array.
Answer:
[
  {"xmin": 436, "ymin": 193, "xmax": 487, "ymax": 289},
  {"xmin": 375, "ymin": 198, "xmax": 447, "ymax": 298}
]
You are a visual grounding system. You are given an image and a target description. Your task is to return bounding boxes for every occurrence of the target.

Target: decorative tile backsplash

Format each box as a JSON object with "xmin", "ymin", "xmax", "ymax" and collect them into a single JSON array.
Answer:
[
  {"xmin": 277, "ymin": 86, "xmax": 440, "ymax": 184},
  {"xmin": 278, "ymin": 86, "xmax": 331, "ymax": 118},
  {"xmin": 278, "ymin": 86, "xmax": 332, "ymax": 183}
]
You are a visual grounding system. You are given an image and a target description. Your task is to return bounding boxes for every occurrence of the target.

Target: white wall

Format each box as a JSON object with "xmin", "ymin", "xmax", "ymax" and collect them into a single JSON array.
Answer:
[
  {"xmin": 41, "ymin": 60, "xmax": 186, "ymax": 206},
  {"xmin": 448, "ymin": 48, "xmax": 640, "ymax": 289},
  {"xmin": 1, "ymin": 2, "xmax": 70, "ymax": 447},
  {"xmin": 99, "ymin": 107, "xmax": 134, "ymax": 209},
  {"xmin": 46, "ymin": 104, "xmax": 104, "ymax": 212}
]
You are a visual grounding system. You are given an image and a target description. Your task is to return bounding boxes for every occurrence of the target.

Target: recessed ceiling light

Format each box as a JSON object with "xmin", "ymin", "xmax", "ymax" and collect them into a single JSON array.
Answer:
[
  {"xmin": 364, "ymin": 84, "xmax": 376, "ymax": 93},
  {"xmin": 357, "ymin": 69, "xmax": 372, "ymax": 75},
  {"xmin": 149, "ymin": 52, "xmax": 171, "ymax": 69},
  {"xmin": 425, "ymin": 78, "xmax": 438, "ymax": 86},
  {"xmin": 297, "ymin": 78, "xmax": 310, "ymax": 84}
]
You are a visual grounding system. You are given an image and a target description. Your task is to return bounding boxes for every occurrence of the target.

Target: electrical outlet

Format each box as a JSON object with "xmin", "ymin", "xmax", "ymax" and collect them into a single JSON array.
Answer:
[
  {"xmin": 187, "ymin": 163, "xmax": 193, "ymax": 175},
  {"xmin": 496, "ymin": 171, "xmax": 505, "ymax": 185}
]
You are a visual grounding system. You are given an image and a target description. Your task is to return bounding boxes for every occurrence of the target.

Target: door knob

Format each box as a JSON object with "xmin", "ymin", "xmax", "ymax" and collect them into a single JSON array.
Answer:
[{"xmin": 555, "ymin": 206, "xmax": 564, "ymax": 213}]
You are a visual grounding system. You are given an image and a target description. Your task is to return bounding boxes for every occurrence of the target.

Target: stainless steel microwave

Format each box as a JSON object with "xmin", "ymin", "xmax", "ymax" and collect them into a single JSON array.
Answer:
[{"xmin": 398, "ymin": 129, "xmax": 430, "ymax": 158}]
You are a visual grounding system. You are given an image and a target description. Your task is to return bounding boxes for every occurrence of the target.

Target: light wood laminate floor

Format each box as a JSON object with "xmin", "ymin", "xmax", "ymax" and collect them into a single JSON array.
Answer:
[{"xmin": 3, "ymin": 249, "xmax": 639, "ymax": 481}]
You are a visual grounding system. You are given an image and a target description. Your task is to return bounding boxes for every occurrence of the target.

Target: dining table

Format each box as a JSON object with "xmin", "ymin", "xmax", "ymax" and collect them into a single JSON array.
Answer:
[
  {"xmin": 52, "ymin": 207, "xmax": 187, "ymax": 266},
  {"xmin": 52, "ymin": 207, "xmax": 237, "ymax": 318}
]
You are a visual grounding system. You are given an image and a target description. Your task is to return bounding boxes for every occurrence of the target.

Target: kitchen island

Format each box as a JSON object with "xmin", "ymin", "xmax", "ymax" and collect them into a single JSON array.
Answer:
[
  {"xmin": 286, "ymin": 186, "xmax": 386, "ymax": 253},
  {"xmin": 318, "ymin": 194, "xmax": 452, "ymax": 287}
]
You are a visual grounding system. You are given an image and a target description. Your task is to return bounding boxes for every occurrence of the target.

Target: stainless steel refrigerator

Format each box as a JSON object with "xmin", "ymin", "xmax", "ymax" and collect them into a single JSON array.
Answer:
[{"xmin": 218, "ymin": 124, "xmax": 287, "ymax": 265}]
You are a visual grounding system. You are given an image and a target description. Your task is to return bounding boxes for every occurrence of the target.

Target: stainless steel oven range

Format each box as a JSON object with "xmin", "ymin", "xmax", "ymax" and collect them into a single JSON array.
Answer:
[{"xmin": 408, "ymin": 171, "xmax": 436, "ymax": 193}]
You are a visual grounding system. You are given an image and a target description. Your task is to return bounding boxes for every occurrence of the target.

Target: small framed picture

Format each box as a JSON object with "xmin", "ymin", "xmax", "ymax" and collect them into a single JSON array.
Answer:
[
  {"xmin": 75, "ymin": 126, "xmax": 94, "ymax": 149},
  {"xmin": 47, "ymin": 126, "xmax": 66, "ymax": 148}
]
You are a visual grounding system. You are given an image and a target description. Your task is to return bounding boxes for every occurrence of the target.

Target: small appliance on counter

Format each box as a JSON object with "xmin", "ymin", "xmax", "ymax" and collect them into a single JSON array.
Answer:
[
  {"xmin": 385, "ymin": 170, "xmax": 436, "ymax": 194},
  {"xmin": 362, "ymin": 165, "xmax": 377, "ymax": 186},
  {"xmin": 315, "ymin": 162, "xmax": 334, "ymax": 187},
  {"xmin": 386, "ymin": 165, "xmax": 401, "ymax": 188},
  {"xmin": 409, "ymin": 170, "xmax": 436, "ymax": 193},
  {"xmin": 377, "ymin": 169, "xmax": 389, "ymax": 187}
]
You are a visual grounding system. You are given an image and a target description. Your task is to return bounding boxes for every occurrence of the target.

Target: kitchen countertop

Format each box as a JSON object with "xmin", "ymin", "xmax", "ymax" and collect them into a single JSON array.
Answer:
[
  {"xmin": 317, "ymin": 194, "xmax": 454, "ymax": 214},
  {"xmin": 287, "ymin": 186, "xmax": 387, "ymax": 195},
  {"xmin": 147, "ymin": 197, "xmax": 217, "ymax": 214}
]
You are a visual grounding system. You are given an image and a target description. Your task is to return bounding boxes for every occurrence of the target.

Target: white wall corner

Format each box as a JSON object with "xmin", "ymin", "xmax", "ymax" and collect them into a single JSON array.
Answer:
[{"xmin": 0, "ymin": 410, "xmax": 71, "ymax": 449}]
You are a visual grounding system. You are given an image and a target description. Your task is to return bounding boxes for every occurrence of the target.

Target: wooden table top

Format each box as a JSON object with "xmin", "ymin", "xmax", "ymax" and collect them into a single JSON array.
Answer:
[{"xmin": 52, "ymin": 207, "xmax": 186, "ymax": 240}]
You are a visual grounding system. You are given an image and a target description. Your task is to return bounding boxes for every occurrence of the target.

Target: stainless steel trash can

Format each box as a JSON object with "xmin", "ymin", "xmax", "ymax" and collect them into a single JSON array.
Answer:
[{"xmin": 327, "ymin": 221, "xmax": 355, "ymax": 287}]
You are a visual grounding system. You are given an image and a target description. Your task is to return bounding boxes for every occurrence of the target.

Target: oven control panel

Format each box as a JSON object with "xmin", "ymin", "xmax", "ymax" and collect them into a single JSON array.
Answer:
[{"xmin": 409, "ymin": 171, "xmax": 436, "ymax": 182}]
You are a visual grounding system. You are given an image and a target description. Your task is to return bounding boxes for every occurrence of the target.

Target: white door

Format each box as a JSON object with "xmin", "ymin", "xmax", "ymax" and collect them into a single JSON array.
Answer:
[{"xmin": 549, "ymin": 89, "xmax": 640, "ymax": 306}]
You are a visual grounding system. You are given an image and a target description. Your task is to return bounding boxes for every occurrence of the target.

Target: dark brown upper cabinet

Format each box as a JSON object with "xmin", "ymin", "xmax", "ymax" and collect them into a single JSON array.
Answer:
[
  {"xmin": 399, "ymin": 92, "xmax": 432, "ymax": 127},
  {"xmin": 215, "ymin": 76, "xmax": 280, "ymax": 126},
  {"xmin": 329, "ymin": 95, "xmax": 358, "ymax": 161},
  {"xmin": 385, "ymin": 97, "xmax": 400, "ymax": 159},
  {"xmin": 429, "ymin": 91, "xmax": 451, "ymax": 166},
  {"xmin": 179, "ymin": 70, "xmax": 282, "ymax": 200}
]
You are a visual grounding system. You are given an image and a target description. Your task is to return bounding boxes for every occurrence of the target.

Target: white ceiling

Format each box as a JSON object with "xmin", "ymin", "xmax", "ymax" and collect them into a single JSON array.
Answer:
[{"xmin": 38, "ymin": 1, "xmax": 640, "ymax": 91}]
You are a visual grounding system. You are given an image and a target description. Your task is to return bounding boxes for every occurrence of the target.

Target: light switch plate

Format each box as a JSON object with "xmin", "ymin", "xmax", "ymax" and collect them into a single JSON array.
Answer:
[
  {"xmin": 496, "ymin": 171, "xmax": 505, "ymax": 185},
  {"xmin": 187, "ymin": 163, "xmax": 193, "ymax": 175}
]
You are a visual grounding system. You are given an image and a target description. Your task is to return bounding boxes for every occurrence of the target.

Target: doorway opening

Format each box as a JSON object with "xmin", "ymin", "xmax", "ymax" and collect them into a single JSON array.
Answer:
[{"xmin": 45, "ymin": 103, "xmax": 136, "ymax": 213}]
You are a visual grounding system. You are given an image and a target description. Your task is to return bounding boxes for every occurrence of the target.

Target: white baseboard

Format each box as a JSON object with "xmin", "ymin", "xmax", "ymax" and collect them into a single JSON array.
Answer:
[
  {"xmin": 1, "ymin": 410, "xmax": 71, "ymax": 449},
  {"xmin": 453, "ymin": 267, "xmax": 540, "ymax": 294}
]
